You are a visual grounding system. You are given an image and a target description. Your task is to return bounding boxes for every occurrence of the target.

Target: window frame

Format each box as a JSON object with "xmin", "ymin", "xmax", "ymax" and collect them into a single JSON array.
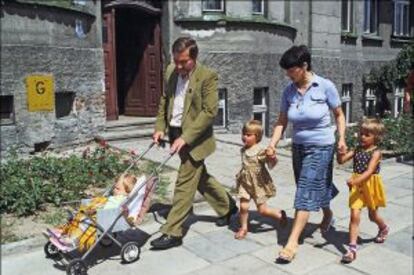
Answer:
[
  {"xmin": 393, "ymin": 85, "xmax": 405, "ymax": 117},
  {"xmin": 252, "ymin": 0, "xmax": 265, "ymax": 15},
  {"xmin": 364, "ymin": 84, "xmax": 377, "ymax": 117},
  {"xmin": 202, "ymin": 0, "xmax": 225, "ymax": 13},
  {"xmin": 214, "ymin": 88, "xmax": 228, "ymax": 128},
  {"xmin": 393, "ymin": 0, "xmax": 411, "ymax": 37},
  {"xmin": 341, "ymin": 0, "xmax": 354, "ymax": 33},
  {"xmin": 341, "ymin": 83, "xmax": 353, "ymax": 124},
  {"xmin": 252, "ymin": 87, "xmax": 269, "ymax": 135},
  {"xmin": 363, "ymin": 0, "xmax": 379, "ymax": 34}
]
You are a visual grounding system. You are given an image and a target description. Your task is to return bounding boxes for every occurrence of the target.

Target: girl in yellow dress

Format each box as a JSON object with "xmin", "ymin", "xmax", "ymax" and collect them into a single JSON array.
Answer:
[
  {"xmin": 234, "ymin": 120, "xmax": 287, "ymax": 240},
  {"xmin": 337, "ymin": 118, "xmax": 389, "ymax": 263}
]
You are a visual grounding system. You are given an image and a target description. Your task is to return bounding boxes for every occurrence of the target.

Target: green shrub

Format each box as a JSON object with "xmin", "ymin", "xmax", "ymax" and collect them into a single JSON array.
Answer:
[{"xmin": 0, "ymin": 144, "xmax": 145, "ymax": 216}]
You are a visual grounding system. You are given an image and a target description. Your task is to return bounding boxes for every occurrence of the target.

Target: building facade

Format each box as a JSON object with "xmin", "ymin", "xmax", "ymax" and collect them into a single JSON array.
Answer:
[{"xmin": 1, "ymin": 0, "xmax": 413, "ymax": 155}]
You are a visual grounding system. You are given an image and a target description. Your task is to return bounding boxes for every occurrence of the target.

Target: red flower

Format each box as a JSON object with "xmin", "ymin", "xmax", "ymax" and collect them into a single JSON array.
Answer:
[{"xmin": 99, "ymin": 139, "xmax": 108, "ymax": 148}]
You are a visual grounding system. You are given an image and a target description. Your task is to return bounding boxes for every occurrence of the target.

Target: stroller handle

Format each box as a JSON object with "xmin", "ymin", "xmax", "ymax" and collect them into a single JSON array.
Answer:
[{"xmin": 102, "ymin": 139, "xmax": 174, "ymax": 197}]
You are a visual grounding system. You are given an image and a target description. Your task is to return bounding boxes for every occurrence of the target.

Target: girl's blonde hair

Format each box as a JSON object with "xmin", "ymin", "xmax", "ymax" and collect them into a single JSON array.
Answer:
[
  {"xmin": 242, "ymin": 120, "xmax": 263, "ymax": 142},
  {"xmin": 359, "ymin": 118, "xmax": 385, "ymax": 143},
  {"xmin": 116, "ymin": 173, "xmax": 137, "ymax": 194}
]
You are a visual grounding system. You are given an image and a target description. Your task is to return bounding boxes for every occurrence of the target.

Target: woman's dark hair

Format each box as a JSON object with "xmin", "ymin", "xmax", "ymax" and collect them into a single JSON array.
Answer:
[
  {"xmin": 279, "ymin": 45, "xmax": 312, "ymax": 71},
  {"xmin": 172, "ymin": 37, "xmax": 198, "ymax": 59}
]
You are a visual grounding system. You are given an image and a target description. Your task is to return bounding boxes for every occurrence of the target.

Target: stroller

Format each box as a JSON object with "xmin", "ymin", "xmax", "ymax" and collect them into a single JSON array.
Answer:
[{"xmin": 42, "ymin": 140, "xmax": 173, "ymax": 275}]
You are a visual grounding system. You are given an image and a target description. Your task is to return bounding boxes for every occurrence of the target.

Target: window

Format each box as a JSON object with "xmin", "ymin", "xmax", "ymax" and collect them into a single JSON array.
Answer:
[
  {"xmin": 364, "ymin": 85, "xmax": 377, "ymax": 117},
  {"xmin": 253, "ymin": 88, "xmax": 269, "ymax": 135},
  {"xmin": 342, "ymin": 0, "xmax": 354, "ymax": 32},
  {"xmin": 341, "ymin": 84, "xmax": 352, "ymax": 124},
  {"xmin": 252, "ymin": 0, "xmax": 265, "ymax": 15},
  {"xmin": 55, "ymin": 92, "xmax": 76, "ymax": 118},
  {"xmin": 202, "ymin": 0, "xmax": 224, "ymax": 12},
  {"xmin": 0, "ymin": 95, "xmax": 14, "ymax": 125},
  {"xmin": 73, "ymin": 0, "xmax": 86, "ymax": 5},
  {"xmin": 393, "ymin": 85, "xmax": 404, "ymax": 117},
  {"xmin": 393, "ymin": 0, "xmax": 411, "ymax": 37},
  {"xmin": 214, "ymin": 88, "xmax": 227, "ymax": 127},
  {"xmin": 363, "ymin": 0, "xmax": 378, "ymax": 33}
]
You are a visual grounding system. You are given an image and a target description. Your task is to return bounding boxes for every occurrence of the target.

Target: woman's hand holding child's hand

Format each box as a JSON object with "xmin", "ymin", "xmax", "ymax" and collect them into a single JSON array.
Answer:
[
  {"xmin": 265, "ymin": 147, "xmax": 276, "ymax": 157},
  {"xmin": 265, "ymin": 147, "xmax": 278, "ymax": 168}
]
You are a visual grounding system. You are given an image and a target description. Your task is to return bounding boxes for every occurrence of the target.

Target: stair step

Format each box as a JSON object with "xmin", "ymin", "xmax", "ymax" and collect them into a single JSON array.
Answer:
[
  {"xmin": 96, "ymin": 128, "xmax": 153, "ymax": 142},
  {"xmin": 105, "ymin": 117, "xmax": 156, "ymax": 129},
  {"xmin": 105, "ymin": 124, "xmax": 155, "ymax": 132}
]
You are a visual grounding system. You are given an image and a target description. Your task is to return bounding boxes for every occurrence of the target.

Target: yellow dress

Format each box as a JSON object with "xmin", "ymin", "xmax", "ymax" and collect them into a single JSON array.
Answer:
[
  {"xmin": 235, "ymin": 144, "xmax": 276, "ymax": 204},
  {"xmin": 349, "ymin": 148, "xmax": 386, "ymax": 209}
]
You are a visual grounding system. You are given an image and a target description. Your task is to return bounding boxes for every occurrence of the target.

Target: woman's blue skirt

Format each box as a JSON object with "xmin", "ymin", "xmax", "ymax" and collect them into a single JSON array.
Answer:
[{"xmin": 292, "ymin": 143, "xmax": 339, "ymax": 211}]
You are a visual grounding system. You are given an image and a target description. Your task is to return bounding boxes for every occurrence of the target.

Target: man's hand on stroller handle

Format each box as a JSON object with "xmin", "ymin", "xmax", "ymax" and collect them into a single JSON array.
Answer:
[
  {"xmin": 170, "ymin": 137, "xmax": 186, "ymax": 154},
  {"xmin": 152, "ymin": 131, "xmax": 164, "ymax": 145}
]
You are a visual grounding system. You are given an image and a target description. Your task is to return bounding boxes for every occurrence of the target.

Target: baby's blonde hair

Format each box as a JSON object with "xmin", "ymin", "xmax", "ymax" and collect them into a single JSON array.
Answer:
[
  {"xmin": 359, "ymin": 118, "xmax": 385, "ymax": 144},
  {"xmin": 116, "ymin": 173, "xmax": 137, "ymax": 194},
  {"xmin": 242, "ymin": 120, "xmax": 263, "ymax": 142}
]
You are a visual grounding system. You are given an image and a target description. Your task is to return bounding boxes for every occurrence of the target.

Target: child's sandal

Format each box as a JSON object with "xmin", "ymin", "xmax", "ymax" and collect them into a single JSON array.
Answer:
[
  {"xmin": 234, "ymin": 228, "xmax": 248, "ymax": 240},
  {"xmin": 341, "ymin": 244, "xmax": 357, "ymax": 263},
  {"xmin": 375, "ymin": 225, "xmax": 390, "ymax": 243}
]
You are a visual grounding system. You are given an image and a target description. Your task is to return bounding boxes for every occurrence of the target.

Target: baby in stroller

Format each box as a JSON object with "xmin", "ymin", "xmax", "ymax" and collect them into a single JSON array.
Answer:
[{"xmin": 45, "ymin": 173, "xmax": 138, "ymax": 252}]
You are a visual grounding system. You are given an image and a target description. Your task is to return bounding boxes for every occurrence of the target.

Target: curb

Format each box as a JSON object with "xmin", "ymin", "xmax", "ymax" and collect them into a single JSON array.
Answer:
[{"xmin": 1, "ymin": 235, "xmax": 45, "ymax": 257}]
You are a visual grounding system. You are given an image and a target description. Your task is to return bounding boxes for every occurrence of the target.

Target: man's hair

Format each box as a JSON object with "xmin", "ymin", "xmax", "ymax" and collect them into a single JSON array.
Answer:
[
  {"xmin": 242, "ymin": 120, "xmax": 263, "ymax": 142},
  {"xmin": 172, "ymin": 37, "xmax": 198, "ymax": 59},
  {"xmin": 279, "ymin": 45, "xmax": 312, "ymax": 71}
]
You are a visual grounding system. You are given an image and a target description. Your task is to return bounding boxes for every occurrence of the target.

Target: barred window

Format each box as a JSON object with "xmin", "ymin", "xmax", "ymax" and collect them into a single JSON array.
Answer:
[
  {"xmin": 393, "ymin": 85, "xmax": 404, "ymax": 117},
  {"xmin": 393, "ymin": 0, "xmax": 411, "ymax": 37},
  {"xmin": 214, "ymin": 88, "xmax": 227, "ymax": 127},
  {"xmin": 364, "ymin": 85, "xmax": 377, "ymax": 117},
  {"xmin": 363, "ymin": 0, "xmax": 378, "ymax": 34},
  {"xmin": 341, "ymin": 84, "xmax": 352, "ymax": 124},
  {"xmin": 342, "ymin": 0, "xmax": 354, "ymax": 32},
  {"xmin": 202, "ymin": 0, "xmax": 224, "ymax": 12},
  {"xmin": 252, "ymin": 0, "xmax": 265, "ymax": 15},
  {"xmin": 253, "ymin": 87, "xmax": 269, "ymax": 135}
]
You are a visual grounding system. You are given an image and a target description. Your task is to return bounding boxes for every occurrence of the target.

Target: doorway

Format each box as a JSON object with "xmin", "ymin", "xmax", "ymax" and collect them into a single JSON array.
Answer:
[{"xmin": 103, "ymin": 5, "xmax": 162, "ymax": 120}]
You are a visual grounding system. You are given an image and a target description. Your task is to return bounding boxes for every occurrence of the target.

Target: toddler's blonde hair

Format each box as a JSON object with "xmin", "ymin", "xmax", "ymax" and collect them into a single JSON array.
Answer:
[
  {"xmin": 359, "ymin": 118, "xmax": 385, "ymax": 144},
  {"xmin": 116, "ymin": 173, "xmax": 137, "ymax": 194},
  {"xmin": 242, "ymin": 120, "xmax": 263, "ymax": 142}
]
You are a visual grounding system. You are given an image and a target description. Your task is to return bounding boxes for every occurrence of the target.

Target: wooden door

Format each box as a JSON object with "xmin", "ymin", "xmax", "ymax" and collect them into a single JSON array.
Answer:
[
  {"xmin": 124, "ymin": 18, "xmax": 162, "ymax": 116},
  {"xmin": 103, "ymin": 9, "xmax": 118, "ymax": 120}
]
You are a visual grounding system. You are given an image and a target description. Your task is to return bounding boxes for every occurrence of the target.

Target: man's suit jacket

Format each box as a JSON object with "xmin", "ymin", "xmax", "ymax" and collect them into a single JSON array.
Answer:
[{"xmin": 155, "ymin": 63, "xmax": 219, "ymax": 161}]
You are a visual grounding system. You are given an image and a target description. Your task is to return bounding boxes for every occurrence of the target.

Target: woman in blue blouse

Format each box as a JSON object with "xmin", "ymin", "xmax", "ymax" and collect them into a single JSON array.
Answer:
[{"xmin": 267, "ymin": 45, "xmax": 347, "ymax": 263}]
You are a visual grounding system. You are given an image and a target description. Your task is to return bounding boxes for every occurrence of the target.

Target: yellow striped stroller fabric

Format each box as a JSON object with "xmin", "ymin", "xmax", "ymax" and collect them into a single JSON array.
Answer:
[{"xmin": 60, "ymin": 197, "xmax": 108, "ymax": 252}]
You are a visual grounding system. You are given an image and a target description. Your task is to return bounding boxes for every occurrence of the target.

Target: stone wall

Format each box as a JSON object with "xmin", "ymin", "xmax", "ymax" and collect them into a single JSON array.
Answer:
[{"xmin": 0, "ymin": 1, "xmax": 105, "ymax": 155}]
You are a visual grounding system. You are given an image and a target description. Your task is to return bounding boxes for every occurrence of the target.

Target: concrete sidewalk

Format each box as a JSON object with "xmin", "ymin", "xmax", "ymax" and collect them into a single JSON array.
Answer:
[{"xmin": 1, "ymin": 135, "xmax": 413, "ymax": 275}]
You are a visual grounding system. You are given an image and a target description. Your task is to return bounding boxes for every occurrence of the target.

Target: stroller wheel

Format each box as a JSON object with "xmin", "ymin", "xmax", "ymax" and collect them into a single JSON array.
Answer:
[
  {"xmin": 121, "ymin": 241, "xmax": 140, "ymax": 263},
  {"xmin": 66, "ymin": 259, "xmax": 87, "ymax": 275},
  {"xmin": 44, "ymin": 241, "xmax": 62, "ymax": 260}
]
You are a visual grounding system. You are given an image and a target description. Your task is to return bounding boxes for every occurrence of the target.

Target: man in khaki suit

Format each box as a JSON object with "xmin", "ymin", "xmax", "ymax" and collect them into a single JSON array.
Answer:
[{"xmin": 151, "ymin": 37, "xmax": 237, "ymax": 249}]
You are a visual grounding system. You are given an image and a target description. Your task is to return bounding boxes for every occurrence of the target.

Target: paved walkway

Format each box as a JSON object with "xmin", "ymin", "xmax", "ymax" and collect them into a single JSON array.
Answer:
[{"xmin": 2, "ymin": 135, "xmax": 413, "ymax": 275}]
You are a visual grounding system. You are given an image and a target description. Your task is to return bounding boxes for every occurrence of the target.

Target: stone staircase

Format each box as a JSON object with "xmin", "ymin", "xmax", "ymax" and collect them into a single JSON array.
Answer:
[{"xmin": 95, "ymin": 116, "xmax": 155, "ymax": 142}]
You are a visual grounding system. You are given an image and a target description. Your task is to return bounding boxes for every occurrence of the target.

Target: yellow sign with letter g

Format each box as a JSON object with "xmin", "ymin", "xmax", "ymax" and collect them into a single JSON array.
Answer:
[{"xmin": 26, "ymin": 75, "xmax": 55, "ymax": 112}]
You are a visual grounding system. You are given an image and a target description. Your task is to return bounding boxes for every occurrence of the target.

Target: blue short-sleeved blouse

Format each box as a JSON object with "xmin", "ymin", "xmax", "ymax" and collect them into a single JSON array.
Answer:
[{"xmin": 280, "ymin": 74, "xmax": 341, "ymax": 145}]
